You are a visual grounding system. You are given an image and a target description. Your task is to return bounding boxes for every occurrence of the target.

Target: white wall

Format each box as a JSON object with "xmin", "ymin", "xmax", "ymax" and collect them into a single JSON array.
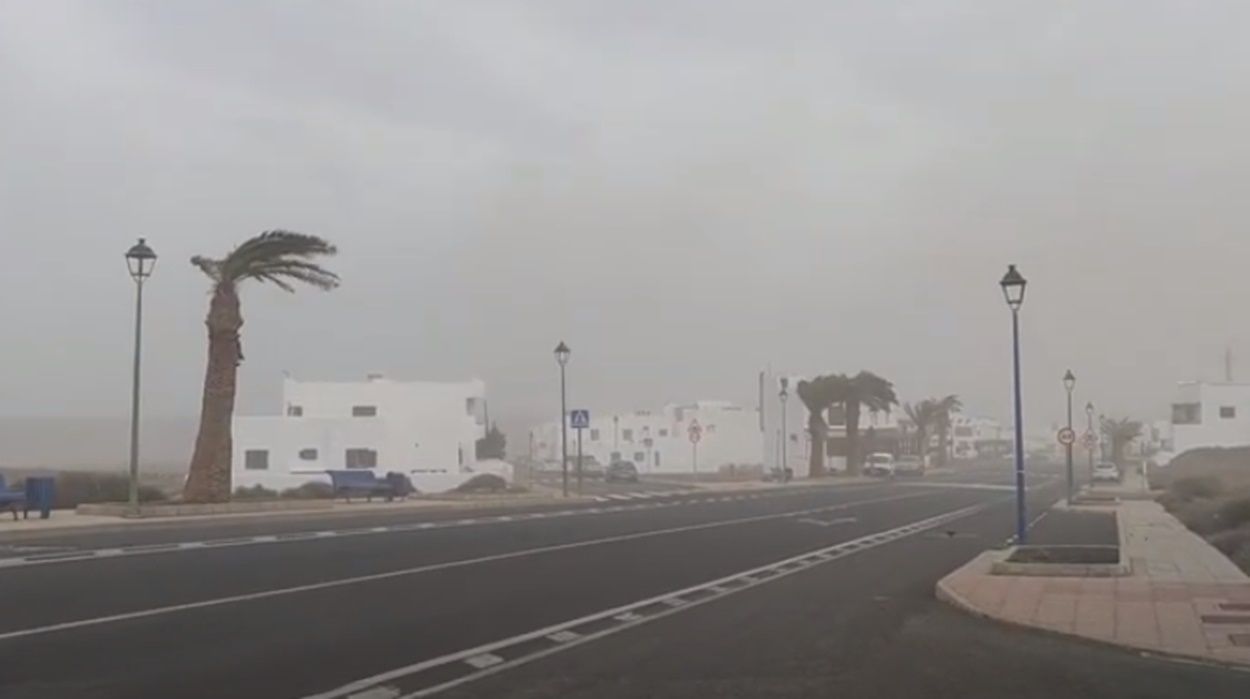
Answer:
[
  {"xmin": 531, "ymin": 400, "xmax": 767, "ymax": 475},
  {"xmin": 233, "ymin": 375, "xmax": 490, "ymax": 493},
  {"xmin": 1172, "ymin": 382, "xmax": 1250, "ymax": 454}
]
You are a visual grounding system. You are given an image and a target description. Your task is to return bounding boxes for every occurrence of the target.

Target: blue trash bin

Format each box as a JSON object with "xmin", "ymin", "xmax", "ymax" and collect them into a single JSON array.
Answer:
[{"xmin": 24, "ymin": 477, "xmax": 55, "ymax": 519}]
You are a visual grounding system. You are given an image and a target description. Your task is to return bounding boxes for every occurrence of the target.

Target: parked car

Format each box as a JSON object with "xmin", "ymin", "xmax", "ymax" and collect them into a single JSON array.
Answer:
[
  {"xmin": 864, "ymin": 452, "xmax": 896, "ymax": 477},
  {"xmin": 894, "ymin": 455, "xmax": 925, "ymax": 477},
  {"xmin": 604, "ymin": 460, "xmax": 639, "ymax": 483},
  {"xmin": 571, "ymin": 454, "xmax": 603, "ymax": 477},
  {"xmin": 1092, "ymin": 462, "xmax": 1121, "ymax": 483}
]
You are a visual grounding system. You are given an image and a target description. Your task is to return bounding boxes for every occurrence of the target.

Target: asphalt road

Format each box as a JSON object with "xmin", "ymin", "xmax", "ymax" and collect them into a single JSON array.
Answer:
[{"xmin": 0, "ymin": 465, "xmax": 1244, "ymax": 698}]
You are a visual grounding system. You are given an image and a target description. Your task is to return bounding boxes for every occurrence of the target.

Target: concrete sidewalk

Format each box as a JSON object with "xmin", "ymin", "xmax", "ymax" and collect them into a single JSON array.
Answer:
[{"xmin": 938, "ymin": 499, "xmax": 1250, "ymax": 667}]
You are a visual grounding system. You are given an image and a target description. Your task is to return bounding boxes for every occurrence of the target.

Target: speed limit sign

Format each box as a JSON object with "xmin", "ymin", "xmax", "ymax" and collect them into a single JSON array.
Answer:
[
  {"xmin": 688, "ymin": 420, "xmax": 703, "ymax": 444},
  {"xmin": 1057, "ymin": 427, "xmax": 1076, "ymax": 446}
]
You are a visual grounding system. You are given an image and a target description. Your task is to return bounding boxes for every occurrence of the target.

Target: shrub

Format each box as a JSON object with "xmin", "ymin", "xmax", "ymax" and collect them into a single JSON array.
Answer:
[
  {"xmin": 1169, "ymin": 476, "xmax": 1224, "ymax": 501},
  {"xmin": 52, "ymin": 472, "xmax": 167, "ymax": 509},
  {"xmin": 1217, "ymin": 497, "xmax": 1250, "ymax": 530},
  {"xmin": 232, "ymin": 484, "xmax": 279, "ymax": 500},
  {"xmin": 455, "ymin": 473, "xmax": 508, "ymax": 493},
  {"xmin": 279, "ymin": 481, "xmax": 335, "ymax": 500}
]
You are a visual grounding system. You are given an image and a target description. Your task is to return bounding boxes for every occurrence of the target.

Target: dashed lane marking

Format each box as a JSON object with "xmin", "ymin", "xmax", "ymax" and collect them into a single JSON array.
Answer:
[
  {"xmin": 0, "ymin": 489, "xmax": 935, "ymax": 642},
  {"xmin": 0, "ymin": 484, "xmax": 887, "ymax": 571},
  {"xmin": 301, "ymin": 501, "xmax": 994, "ymax": 699}
]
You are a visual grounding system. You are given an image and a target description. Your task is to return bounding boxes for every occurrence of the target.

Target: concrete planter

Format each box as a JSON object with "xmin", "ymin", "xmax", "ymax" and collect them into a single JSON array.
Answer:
[
  {"xmin": 991, "ymin": 545, "xmax": 1129, "ymax": 577},
  {"xmin": 76, "ymin": 499, "xmax": 333, "ymax": 518}
]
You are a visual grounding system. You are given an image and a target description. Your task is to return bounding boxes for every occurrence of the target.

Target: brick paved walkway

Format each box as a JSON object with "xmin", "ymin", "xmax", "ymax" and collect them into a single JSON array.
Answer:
[{"xmin": 938, "ymin": 500, "xmax": 1250, "ymax": 667}]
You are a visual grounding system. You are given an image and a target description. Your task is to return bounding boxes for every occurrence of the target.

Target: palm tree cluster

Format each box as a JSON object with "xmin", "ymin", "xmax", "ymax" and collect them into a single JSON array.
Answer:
[
  {"xmin": 902, "ymin": 395, "xmax": 962, "ymax": 466},
  {"xmin": 796, "ymin": 371, "xmax": 898, "ymax": 476},
  {"xmin": 183, "ymin": 231, "xmax": 339, "ymax": 503}
]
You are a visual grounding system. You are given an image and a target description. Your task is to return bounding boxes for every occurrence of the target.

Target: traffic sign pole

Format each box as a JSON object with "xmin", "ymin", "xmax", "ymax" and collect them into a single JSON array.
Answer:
[{"xmin": 576, "ymin": 427, "xmax": 584, "ymax": 496}]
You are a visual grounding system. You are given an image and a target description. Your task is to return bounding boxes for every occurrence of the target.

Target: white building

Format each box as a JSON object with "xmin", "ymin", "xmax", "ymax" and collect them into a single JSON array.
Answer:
[
  {"xmin": 530, "ymin": 400, "xmax": 765, "ymax": 476},
  {"xmin": 949, "ymin": 415, "xmax": 1007, "ymax": 460},
  {"xmin": 1170, "ymin": 381, "xmax": 1250, "ymax": 454},
  {"xmin": 233, "ymin": 374, "xmax": 497, "ymax": 493}
]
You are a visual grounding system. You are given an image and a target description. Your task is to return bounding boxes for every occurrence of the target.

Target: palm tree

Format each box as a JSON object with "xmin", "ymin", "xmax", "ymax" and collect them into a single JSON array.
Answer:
[
  {"xmin": 1104, "ymin": 417, "xmax": 1142, "ymax": 466},
  {"xmin": 903, "ymin": 400, "xmax": 938, "ymax": 464},
  {"xmin": 833, "ymin": 371, "xmax": 898, "ymax": 474},
  {"xmin": 797, "ymin": 375, "xmax": 840, "ymax": 478},
  {"xmin": 932, "ymin": 394, "xmax": 962, "ymax": 466},
  {"xmin": 183, "ymin": 231, "xmax": 339, "ymax": 502}
]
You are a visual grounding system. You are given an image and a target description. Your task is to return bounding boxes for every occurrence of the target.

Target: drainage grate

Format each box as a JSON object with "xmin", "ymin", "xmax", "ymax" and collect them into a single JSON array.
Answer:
[{"xmin": 1199, "ymin": 614, "xmax": 1250, "ymax": 625}]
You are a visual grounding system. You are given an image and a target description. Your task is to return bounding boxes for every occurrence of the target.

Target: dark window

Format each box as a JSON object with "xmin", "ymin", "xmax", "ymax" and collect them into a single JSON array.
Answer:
[
  {"xmin": 610, "ymin": 451, "xmax": 621, "ymax": 461},
  {"xmin": 1220, "ymin": 406, "xmax": 1236, "ymax": 419},
  {"xmin": 654, "ymin": 451, "xmax": 661, "ymax": 466},
  {"xmin": 345, "ymin": 448, "xmax": 378, "ymax": 469},
  {"xmin": 590, "ymin": 428, "xmax": 600, "ymax": 441},
  {"xmin": 1172, "ymin": 403, "xmax": 1201, "ymax": 425},
  {"xmin": 633, "ymin": 451, "xmax": 645, "ymax": 462},
  {"xmin": 287, "ymin": 405, "xmax": 303, "ymax": 417},
  {"xmin": 298, "ymin": 448, "xmax": 318, "ymax": 461},
  {"xmin": 352, "ymin": 405, "xmax": 378, "ymax": 417},
  {"xmin": 622, "ymin": 429, "xmax": 634, "ymax": 442},
  {"xmin": 244, "ymin": 450, "xmax": 269, "ymax": 470},
  {"xmin": 659, "ymin": 428, "xmax": 669, "ymax": 437}
]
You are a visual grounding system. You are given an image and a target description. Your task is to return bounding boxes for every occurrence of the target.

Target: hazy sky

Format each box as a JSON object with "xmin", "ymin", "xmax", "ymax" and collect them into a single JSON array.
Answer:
[{"xmin": 3, "ymin": 1, "xmax": 1250, "ymax": 433}]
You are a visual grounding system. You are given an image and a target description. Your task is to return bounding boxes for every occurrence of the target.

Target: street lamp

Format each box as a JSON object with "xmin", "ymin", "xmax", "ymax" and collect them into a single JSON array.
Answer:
[
  {"xmin": 778, "ymin": 377, "xmax": 789, "ymax": 481},
  {"xmin": 1000, "ymin": 264, "xmax": 1028, "ymax": 544},
  {"xmin": 554, "ymin": 341, "xmax": 571, "ymax": 497},
  {"xmin": 1063, "ymin": 370, "xmax": 1076, "ymax": 505},
  {"xmin": 1085, "ymin": 401, "xmax": 1095, "ymax": 483},
  {"xmin": 124, "ymin": 238, "xmax": 157, "ymax": 515}
]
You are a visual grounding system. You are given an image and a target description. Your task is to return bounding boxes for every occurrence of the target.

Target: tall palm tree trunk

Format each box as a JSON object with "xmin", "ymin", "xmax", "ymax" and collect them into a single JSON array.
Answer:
[
  {"xmin": 915, "ymin": 427, "xmax": 927, "ymax": 463},
  {"xmin": 845, "ymin": 401, "xmax": 861, "ymax": 475},
  {"xmin": 808, "ymin": 413, "xmax": 827, "ymax": 478},
  {"xmin": 937, "ymin": 426, "xmax": 949, "ymax": 467},
  {"xmin": 184, "ymin": 285, "xmax": 242, "ymax": 503}
]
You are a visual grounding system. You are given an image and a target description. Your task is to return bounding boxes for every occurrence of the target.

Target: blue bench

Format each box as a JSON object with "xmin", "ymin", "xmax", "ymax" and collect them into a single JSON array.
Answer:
[
  {"xmin": 327, "ymin": 470, "xmax": 403, "ymax": 502},
  {"xmin": 0, "ymin": 474, "xmax": 27, "ymax": 520}
]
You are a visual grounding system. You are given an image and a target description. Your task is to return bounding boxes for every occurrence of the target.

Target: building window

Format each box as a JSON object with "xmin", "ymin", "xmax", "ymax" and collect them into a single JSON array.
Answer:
[
  {"xmin": 590, "ymin": 428, "xmax": 600, "ymax": 441},
  {"xmin": 654, "ymin": 451, "xmax": 661, "ymax": 467},
  {"xmin": 1220, "ymin": 406, "xmax": 1236, "ymax": 419},
  {"xmin": 352, "ymin": 405, "xmax": 378, "ymax": 417},
  {"xmin": 465, "ymin": 398, "xmax": 477, "ymax": 416},
  {"xmin": 610, "ymin": 451, "xmax": 621, "ymax": 462},
  {"xmin": 633, "ymin": 451, "xmax": 645, "ymax": 463},
  {"xmin": 345, "ymin": 448, "xmax": 378, "ymax": 469},
  {"xmin": 1172, "ymin": 403, "xmax": 1201, "ymax": 425},
  {"xmin": 287, "ymin": 405, "xmax": 303, "ymax": 417},
  {"xmin": 244, "ymin": 450, "xmax": 269, "ymax": 470},
  {"xmin": 659, "ymin": 429, "xmax": 669, "ymax": 437},
  {"xmin": 298, "ymin": 448, "xmax": 318, "ymax": 461},
  {"xmin": 623, "ymin": 429, "xmax": 634, "ymax": 442}
]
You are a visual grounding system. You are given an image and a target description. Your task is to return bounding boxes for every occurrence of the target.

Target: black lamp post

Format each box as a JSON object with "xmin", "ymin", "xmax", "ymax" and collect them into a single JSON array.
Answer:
[
  {"xmin": 1085, "ymin": 401, "xmax": 1096, "ymax": 480},
  {"xmin": 125, "ymin": 238, "xmax": 157, "ymax": 515},
  {"xmin": 1063, "ymin": 370, "xmax": 1076, "ymax": 505},
  {"xmin": 554, "ymin": 341, "xmax": 571, "ymax": 497},
  {"xmin": 1000, "ymin": 264, "xmax": 1028, "ymax": 544}
]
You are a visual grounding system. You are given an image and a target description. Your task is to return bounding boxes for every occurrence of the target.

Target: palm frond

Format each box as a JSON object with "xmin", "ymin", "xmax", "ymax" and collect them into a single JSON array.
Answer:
[
  {"xmin": 201, "ymin": 230, "xmax": 339, "ymax": 292},
  {"xmin": 190, "ymin": 255, "xmax": 223, "ymax": 281}
]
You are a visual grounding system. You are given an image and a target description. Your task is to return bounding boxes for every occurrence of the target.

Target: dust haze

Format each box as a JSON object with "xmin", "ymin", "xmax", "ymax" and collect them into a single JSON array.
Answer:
[{"xmin": 3, "ymin": 1, "xmax": 1248, "ymax": 466}]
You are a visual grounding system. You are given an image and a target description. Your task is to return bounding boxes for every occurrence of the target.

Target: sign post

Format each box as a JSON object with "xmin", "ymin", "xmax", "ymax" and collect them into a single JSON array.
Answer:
[
  {"xmin": 570, "ymin": 410, "xmax": 590, "ymax": 496},
  {"xmin": 688, "ymin": 419, "xmax": 703, "ymax": 474}
]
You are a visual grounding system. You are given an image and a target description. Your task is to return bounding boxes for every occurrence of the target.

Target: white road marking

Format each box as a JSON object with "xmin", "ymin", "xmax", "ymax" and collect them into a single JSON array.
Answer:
[
  {"xmin": 463, "ymin": 654, "xmax": 503, "ymax": 669},
  {"xmin": 603, "ymin": 494, "xmax": 632, "ymax": 501},
  {"xmin": 0, "ymin": 490, "xmax": 935, "ymax": 643},
  {"xmin": 546, "ymin": 630, "xmax": 580, "ymax": 643},
  {"xmin": 301, "ymin": 502, "xmax": 993, "ymax": 699},
  {"xmin": 795, "ymin": 516, "xmax": 858, "ymax": 528},
  {"xmin": 347, "ymin": 687, "xmax": 401, "ymax": 699}
]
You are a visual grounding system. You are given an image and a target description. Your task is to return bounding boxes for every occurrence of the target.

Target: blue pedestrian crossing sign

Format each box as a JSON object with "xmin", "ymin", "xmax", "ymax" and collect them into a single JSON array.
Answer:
[{"xmin": 570, "ymin": 409, "xmax": 591, "ymax": 429}]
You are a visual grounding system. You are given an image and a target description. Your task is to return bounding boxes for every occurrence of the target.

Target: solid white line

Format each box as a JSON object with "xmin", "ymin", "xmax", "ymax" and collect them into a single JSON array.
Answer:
[
  {"xmin": 302, "ymin": 502, "xmax": 991, "ymax": 699},
  {"xmin": 0, "ymin": 490, "xmax": 937, "ymax": 643}
]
